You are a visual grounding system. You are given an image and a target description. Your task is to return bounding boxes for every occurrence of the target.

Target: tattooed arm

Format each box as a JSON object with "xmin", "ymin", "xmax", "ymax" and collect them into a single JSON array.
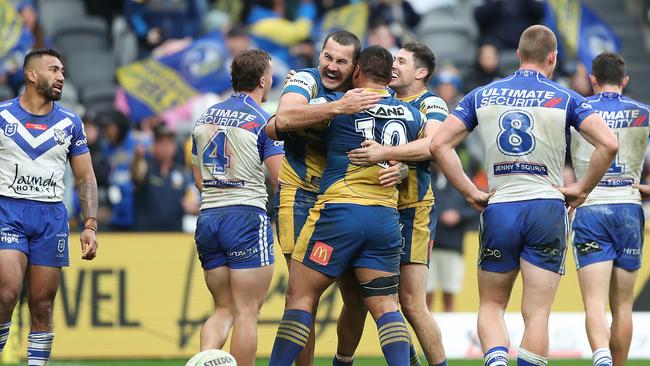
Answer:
[{"xmin": 70, "ymin": 152, "xmax": 99, "ymax": 260}]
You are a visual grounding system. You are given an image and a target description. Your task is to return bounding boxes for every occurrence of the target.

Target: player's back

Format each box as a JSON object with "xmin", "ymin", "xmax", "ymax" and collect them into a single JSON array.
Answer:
[
  {"xmin": 318, "ymin": 89, "xmax": 424, "ymax": 207},
  {"xmin": 192, "ymin": 92, "xmax": 283, "ymax": 211},
  {"xmin": 278, "ymin": 67, "xmax": 329, "ymax": 192},
  {"xmin": 0, "ymin": 97, "xmax": 88, "ymax": 202},
  {"xmin": 571, "ymin": 92, "xmax": 650, "ymax": 205},
  {"xmin": 453, "ymin": 69, "xmax": 594, "ymax": 204},
  {"xmin": 397, "ymin": 89, "xmax": 448, "ymax": 209}
]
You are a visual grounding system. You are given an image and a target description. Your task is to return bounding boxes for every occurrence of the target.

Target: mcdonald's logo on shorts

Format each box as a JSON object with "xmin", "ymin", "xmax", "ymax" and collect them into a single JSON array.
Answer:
[{"xmin": 309, "ymin": 241, "xmax": 333, "ymax": 266}]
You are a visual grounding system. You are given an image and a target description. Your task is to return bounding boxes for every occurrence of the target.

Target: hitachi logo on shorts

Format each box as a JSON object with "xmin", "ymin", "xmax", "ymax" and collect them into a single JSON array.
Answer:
[
  {"xmin": 622, "ymin": 248, "xmax": 641, "ymax": 256},
  {"xmin": 481, "ymin": 248, "xmax": 502, "ymax": 261},
  {"xmin": 575, "ymin": 241, "xmax": 601, "ymax": 256}
]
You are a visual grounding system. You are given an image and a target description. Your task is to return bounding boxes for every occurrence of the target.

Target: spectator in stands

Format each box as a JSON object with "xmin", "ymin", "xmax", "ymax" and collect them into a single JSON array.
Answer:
[
  {"xmin": 432, "ymin": 64, "xmax": 463, "ymax": 110},
  {"xmin": 427, "ymin": 150, "xmax": 481, "ymax": 312},
  {"xmin": 98, "ymin": 110, "xmax": 139, "ymax": 230},
  {"xmin": 366, "ymin": 20, "xmax": 399, "ymax": 55},
  {"xmin": 17, "ymin": 1, "xmax": 50, "ymax": 49},
  {"xmin": 569, "ymin": 61, "xmax": 593, "ymax": 97},
  {"xmin": 124, "ymin": 0, "xmax": 205, "ymax": 57},
  {"xmin": 225, "ymin": 24, "xmax": 252, "ymax": 57},
  {"xmin": 462, "ymin": 43, "xmax": 504, "ymax": 94},
  {"xmin": 474, "ymin": 0, "xmax": 545, "ymax": 50},
  {"xmin": 131, "ymin": 124, "xmax": 197, "ymax": 231},
  {"xmin": 369, "ymin": 0, "xmax": 421, "ymax": 40}
]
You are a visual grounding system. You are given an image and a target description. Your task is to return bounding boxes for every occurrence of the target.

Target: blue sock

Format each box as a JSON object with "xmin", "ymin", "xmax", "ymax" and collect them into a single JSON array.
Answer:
[
  {"xmin": 484, "ymin": 346, "xmax": 509, "ymax": 366},
  {"xmin": 517, "ymin": 347, "xmax": 547, "ymax": 366},
  {"xmin": 27, "ymin": 331, "xmax": 54, "ymax": 366},
  {"xmin": 431, "ymin": 360, "xmax": 448, "ymax": 366},
  {"xmin": 593, "ymin": 348, "xmax": 612, "ymax": 366},
  {"xmin": 376, "ymin": 311, "xmax": 410, "ymax": 366},
  {"xmin": 409, "ymin": 343, "xmax": 421, "ymax": 366},
  {"xmin": 333, "ymin": 353, "xmax": 354, "ymax": 366},
  {"xmin": 269, "ymin": 309, "xmax": 312, "ymax": 366},
  {"xmin": 0, "ymin": 321, "xmax": 10, "ymax": 353}
]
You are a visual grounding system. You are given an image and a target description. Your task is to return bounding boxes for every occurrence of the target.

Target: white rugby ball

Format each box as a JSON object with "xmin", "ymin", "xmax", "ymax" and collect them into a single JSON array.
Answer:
[{"xmin": 185, "ymin": 349, "xmax": 237, "ymax": 366}]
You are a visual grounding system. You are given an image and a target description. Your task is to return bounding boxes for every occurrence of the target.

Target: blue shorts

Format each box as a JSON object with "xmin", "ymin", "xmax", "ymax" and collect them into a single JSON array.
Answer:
[
  {"xmin": 399, "ymin": 204, "xmax": 437, "ymax": 265},
  {"xmin": 274, "ymin": 184, "xmax": 318, "ymax": 254},
  {"xmin": 479, "ymin": 199, "xmax": 568, "ymax": 274},
  {"xmin": 293, "ymin": 203, "xmax": 402, "ymax": 277},
  {"xmin": 195, "ymin": 205, "xmax": 274, "ymax": 270},
  {"xmin": 572, "ymin": 204, "xmax": 644, "ymax": 271},
  {"xmin": 0, "ymin": 196, "xmax": 69, "ymax": 267}
]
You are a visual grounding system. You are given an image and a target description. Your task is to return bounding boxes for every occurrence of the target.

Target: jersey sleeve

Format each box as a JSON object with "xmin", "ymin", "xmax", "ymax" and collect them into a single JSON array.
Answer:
[
  {"xmin": 258, "ymin": 126, "xmax": 285, "ymax": 162},
  {"xmin": 416, "ymin": 112, "xmax": 427, "ymax": 139},
  {"xmin": 451, "ymin": 89, "xmax": 478, "ymax": 131},
  {"xmin": 282, "ymin": 71, "xmax": 319, "ymax": 101},
  {"xmin": 421, "ymin": 95, "xmax": 449, "ymax": 123},
  {"xmin": 69, "ymin": 116, "xmax": 90, "ymax": 157},
  {"xmin": 566, "ymin": 90, "xmax": 596, "ymax": 129}
]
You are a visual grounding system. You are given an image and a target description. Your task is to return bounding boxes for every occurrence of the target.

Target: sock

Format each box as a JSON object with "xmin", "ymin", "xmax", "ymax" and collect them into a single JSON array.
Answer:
[
  {"xmin": 431, "ymin": 360, "xmax": 448, "ymax": 366},
  {"xmin": 333, "ymin": 353, "xmax": 354, "ymax": 366},
  {"xmin": 484, "ymin": 346, "xmax": 509, "ymax": 366},
  {"xmin": 27, "ymin": 331, "xmax": 54, "ymax": 366},
  {"xmin": 376, "ymin": 311, "xmax": 410, "ymax": 366},
  {"xmin": 593, "ymin": 348, "xmax": 612, "ymax": 366},
  {"xmin": 409, "ymin": 343, "xmax": 421, "ymax": 366},
  {"xmin": 0, "ymin": 321, "xmax": 10, "ymax": 354},
  {"xmin": 269, "ymin": 309, "xmax": 312, "ymax": 366},
  {"xmin": 517, "ymin": 347, "xmax": 548, "ymax": 366}
]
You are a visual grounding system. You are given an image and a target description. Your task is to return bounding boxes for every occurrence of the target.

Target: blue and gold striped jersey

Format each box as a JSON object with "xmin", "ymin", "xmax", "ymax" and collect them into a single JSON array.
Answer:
[
  {"xmin": 396, "ymin": 89, "xmax": 449, "ymax": 209},
  {"xmin": 315, "ymin": 88, "xmax": 426, "ymax": 208},
  {"xmin": 278, "ymin": 68, "xmax": 329, "ymax": 193}
]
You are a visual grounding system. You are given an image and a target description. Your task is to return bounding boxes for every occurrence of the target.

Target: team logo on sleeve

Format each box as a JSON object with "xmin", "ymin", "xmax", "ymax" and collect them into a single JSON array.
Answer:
[
  {"xmin": 53, "ymin": 129, "xmax": 67, "ymax": 145},
  {"xmin": 4, "ymin": 122, "xmax": 17, "ymax": 136}
]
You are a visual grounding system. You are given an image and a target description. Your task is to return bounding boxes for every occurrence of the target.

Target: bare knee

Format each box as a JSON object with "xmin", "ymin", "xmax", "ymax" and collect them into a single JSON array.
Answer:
[
  {"xmin": 0, "ymin": 287, "xmax": 21, "ymax": 308},
  {"xmin": 399, "ymin": 288, "xmax": 427, "ymax": 320},
  {"xmin": 28, "ymin": 300, "xmax": 54, "ymax": 329}
]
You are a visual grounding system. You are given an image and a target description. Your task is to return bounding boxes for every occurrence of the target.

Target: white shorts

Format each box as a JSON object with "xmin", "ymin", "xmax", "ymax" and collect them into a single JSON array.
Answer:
[{"xmin": 426, "ymin": 249, "xmax": 465, "ymax": 294}]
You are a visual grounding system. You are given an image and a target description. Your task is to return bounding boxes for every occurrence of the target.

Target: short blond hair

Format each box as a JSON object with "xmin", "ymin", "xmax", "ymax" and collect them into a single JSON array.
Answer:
[{"xmin": 518, "ymin": 25, "xmax": 557, "ymax": 64}]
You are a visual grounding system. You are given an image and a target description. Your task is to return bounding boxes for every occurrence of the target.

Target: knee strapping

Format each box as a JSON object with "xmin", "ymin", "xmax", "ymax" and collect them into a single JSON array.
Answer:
[{"xmin": 360, "ymin": 275, "xmax": 399, "ymax": 297}]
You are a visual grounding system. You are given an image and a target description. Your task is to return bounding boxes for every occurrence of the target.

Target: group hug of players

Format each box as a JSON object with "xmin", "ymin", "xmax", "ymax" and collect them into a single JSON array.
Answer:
[{"xmin": 189, "ymin": 24, "xmax": 649, "ymax": 366}]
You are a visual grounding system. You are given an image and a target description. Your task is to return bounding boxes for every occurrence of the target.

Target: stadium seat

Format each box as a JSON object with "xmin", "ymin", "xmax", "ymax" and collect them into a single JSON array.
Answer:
[
  {"xmin": 53, "ymin": 16, "xmax": 109, "ymax": 56},
  {"xmin": 81, "ymin": 83, "xmax": 117, "ymax": 115},
  {"xmin": 38, "ymin": 0, "xmax": 86, "ymax": 37},
  {"xmin": 63, "ymin": 49, "xmax": 116, "ymax": 94},
  {"xmin": 112, "ymin": 16, "xmax": 139, "ymax": 67},
  {"xmin": 419, "ymin": 22, "xmax": 476, "ymax": 69},
  {"xmin": 499, "ymin": 51, "xmax": 520, "ymax": 75}
]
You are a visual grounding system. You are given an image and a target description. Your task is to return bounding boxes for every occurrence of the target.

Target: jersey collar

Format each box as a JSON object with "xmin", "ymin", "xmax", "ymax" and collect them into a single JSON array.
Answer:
[
  {"xmin": 515, "ymin": 69, "xmax": 545, "ymax": 79},
  {"xmin": 363, "ymin": 88, "xmax": 391, "ymax": 97},
  {"xmin": 600, "ymin": 91, "xmax": 621, "ymax": 99},
  {"xmin": 398, "ymin": 88, "xmax": 427, "ymax": 102}
]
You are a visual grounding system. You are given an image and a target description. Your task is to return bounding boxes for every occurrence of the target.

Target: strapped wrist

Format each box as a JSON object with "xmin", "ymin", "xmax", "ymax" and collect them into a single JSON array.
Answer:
[{"xmin": 83, "ymin": 217, "xmax": 98, "ymax": 232}]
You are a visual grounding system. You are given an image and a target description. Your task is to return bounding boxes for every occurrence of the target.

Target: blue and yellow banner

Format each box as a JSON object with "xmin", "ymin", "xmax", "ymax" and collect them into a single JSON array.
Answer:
[
  {"xmin": 0, "ymin": 0, "xmax": 33, "ymax": 72},
  {"xmin": 116, "ymin": 32, "xmax": 231, "ymax": 122},
  {"xmin": 314, "ymin": 2, "xmax": 369, "ymax": 44},
  {"xmin": 545, "ymin": 0, "xmax": 620, "ymax": 72}
]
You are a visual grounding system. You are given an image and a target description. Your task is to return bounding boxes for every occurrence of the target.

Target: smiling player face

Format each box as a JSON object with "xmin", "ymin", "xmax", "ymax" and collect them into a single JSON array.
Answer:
[
  {"xmin": 318, "ymin": 38, "xmax": 356, "ymax": 92},
  {"xmin": 34, "ymin": 55, "xmax": 65, "ymax": 101},
  {"xmin": 389, "ymin": 49, "xmax": 419, "ymax": 91}
]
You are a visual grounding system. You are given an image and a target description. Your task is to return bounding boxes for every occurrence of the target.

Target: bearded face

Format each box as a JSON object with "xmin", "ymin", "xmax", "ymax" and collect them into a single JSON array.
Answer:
[{"xmin": 35, "ymin": 73, "xmax": 63, "ymax": 101}]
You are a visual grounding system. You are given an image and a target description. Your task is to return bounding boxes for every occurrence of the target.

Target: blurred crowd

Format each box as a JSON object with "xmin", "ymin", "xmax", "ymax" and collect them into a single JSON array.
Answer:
[{"xmin": 0, "ymin": 0, "xmax": 649, "ymax": 241}]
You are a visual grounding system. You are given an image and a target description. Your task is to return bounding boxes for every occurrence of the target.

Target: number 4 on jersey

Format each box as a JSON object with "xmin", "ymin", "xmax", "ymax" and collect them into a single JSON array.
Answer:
[{"xmin": 203, "ymin": 130, "xmax": 231, "ymax": 176}]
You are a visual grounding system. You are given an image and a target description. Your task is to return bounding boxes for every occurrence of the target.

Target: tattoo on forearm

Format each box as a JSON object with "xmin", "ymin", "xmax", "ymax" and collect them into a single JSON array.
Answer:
[{"xmin": 77, "ymin": 179, "xmax": 98, "ymax": 219}]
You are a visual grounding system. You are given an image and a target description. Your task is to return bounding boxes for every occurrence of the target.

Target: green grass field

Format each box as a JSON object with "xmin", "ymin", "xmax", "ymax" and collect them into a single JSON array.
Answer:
[{"xmin": 2, "ymin": 358, "xmax": 647, "ymax": 365}]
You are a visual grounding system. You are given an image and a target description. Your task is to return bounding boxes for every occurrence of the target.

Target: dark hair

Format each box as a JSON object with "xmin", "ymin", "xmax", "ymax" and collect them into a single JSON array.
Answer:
[
  {"xmin": 23, "ymin": 48, "xmax": 61, "ymax": 71},
  {"xmin": 230, "ymin": 49, "xmax": 271, "ymax": 92},
  {"xmin": 592, "ymin": 52, "xmax": 625, "ymax": 86},
  {"xmin": 518, "ymin": 25, "xmax": 557, "ymax": 64},
  {"xmin": 402, "ymin": 42, "xmax": 436, "ymax": 83},
  {"xmin": 322, "ymin": 30, "xmax": 361, "ymax": 61},
  {"xmin": 357, "ymin": 45, "xmax": 393, "ymax": 85}
]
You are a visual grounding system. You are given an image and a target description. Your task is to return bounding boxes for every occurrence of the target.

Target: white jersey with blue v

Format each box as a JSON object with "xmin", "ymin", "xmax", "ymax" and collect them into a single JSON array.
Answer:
[
  {"xmin": 0, "ymin": 98, "xmax": 89, "ymax": 202},
  {"xmin": 452, "ymin": 69, "xmax": 595, "ymax": 203},
  {"xmin": 571, "ymin": 92, "xmax": 650, "ymax": 205}
]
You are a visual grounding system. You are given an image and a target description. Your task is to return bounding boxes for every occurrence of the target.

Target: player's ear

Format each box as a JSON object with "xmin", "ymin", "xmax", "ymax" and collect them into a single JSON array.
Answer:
[
  {"xmin": 24, "ymin": 67, "xmax": 37, "ymax": 84},
  {"xmin": 621, "ymin": 75, "xmax": 629, "ymax": 89},
  {"xmin": 259, "ymin": 75, "xmax": 266, "ymax": 89},
  {"xmin": 589, "ymin": 74, "xmax": 598, "ymax": 89},
  {"xmin": 415, "ymin": 67, "xmax": 428, "ymax": 81}
]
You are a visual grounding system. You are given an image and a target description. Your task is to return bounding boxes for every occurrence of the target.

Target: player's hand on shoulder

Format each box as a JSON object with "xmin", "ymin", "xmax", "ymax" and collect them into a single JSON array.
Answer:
[
  {"xmin": 633, "ymin": 183, "xmax": 650, "ymax": 200},
  {"xmin": 466, "ymin": 188, "xmax": 493, "ymax": 212},
  {"xmin": 556, "ymin": 183, "xmax": 588, "ymax": 214},
  {"xmin": 348, "ymin": 140, "xmax": 386, "ymax": 165},
  {"xmin": 80, "ymin": 228, "xmax": 98, "ymax": 260},
  {"xmin": 378, "ymin": 161, "xmax": 406, "ymax": 188},
  {"xmin": 336, "ymin": 88, "xmax": 381, "ymax": 115}
]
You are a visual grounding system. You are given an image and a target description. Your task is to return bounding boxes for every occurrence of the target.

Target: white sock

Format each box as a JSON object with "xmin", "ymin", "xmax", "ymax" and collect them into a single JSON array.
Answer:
[
  {"xmin": 518, "ymin": 347, "xmax": 548, "ymax": 366},
  {"xmin": 593, "ymin": 348, "xmax": 612, "ymax": 366}
]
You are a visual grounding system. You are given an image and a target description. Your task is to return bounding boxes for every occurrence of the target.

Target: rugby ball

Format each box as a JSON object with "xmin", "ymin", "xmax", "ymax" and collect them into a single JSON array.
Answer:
[{"xmin": 185, "ymin": 349, "xmax": 237, "ymax": 366}]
